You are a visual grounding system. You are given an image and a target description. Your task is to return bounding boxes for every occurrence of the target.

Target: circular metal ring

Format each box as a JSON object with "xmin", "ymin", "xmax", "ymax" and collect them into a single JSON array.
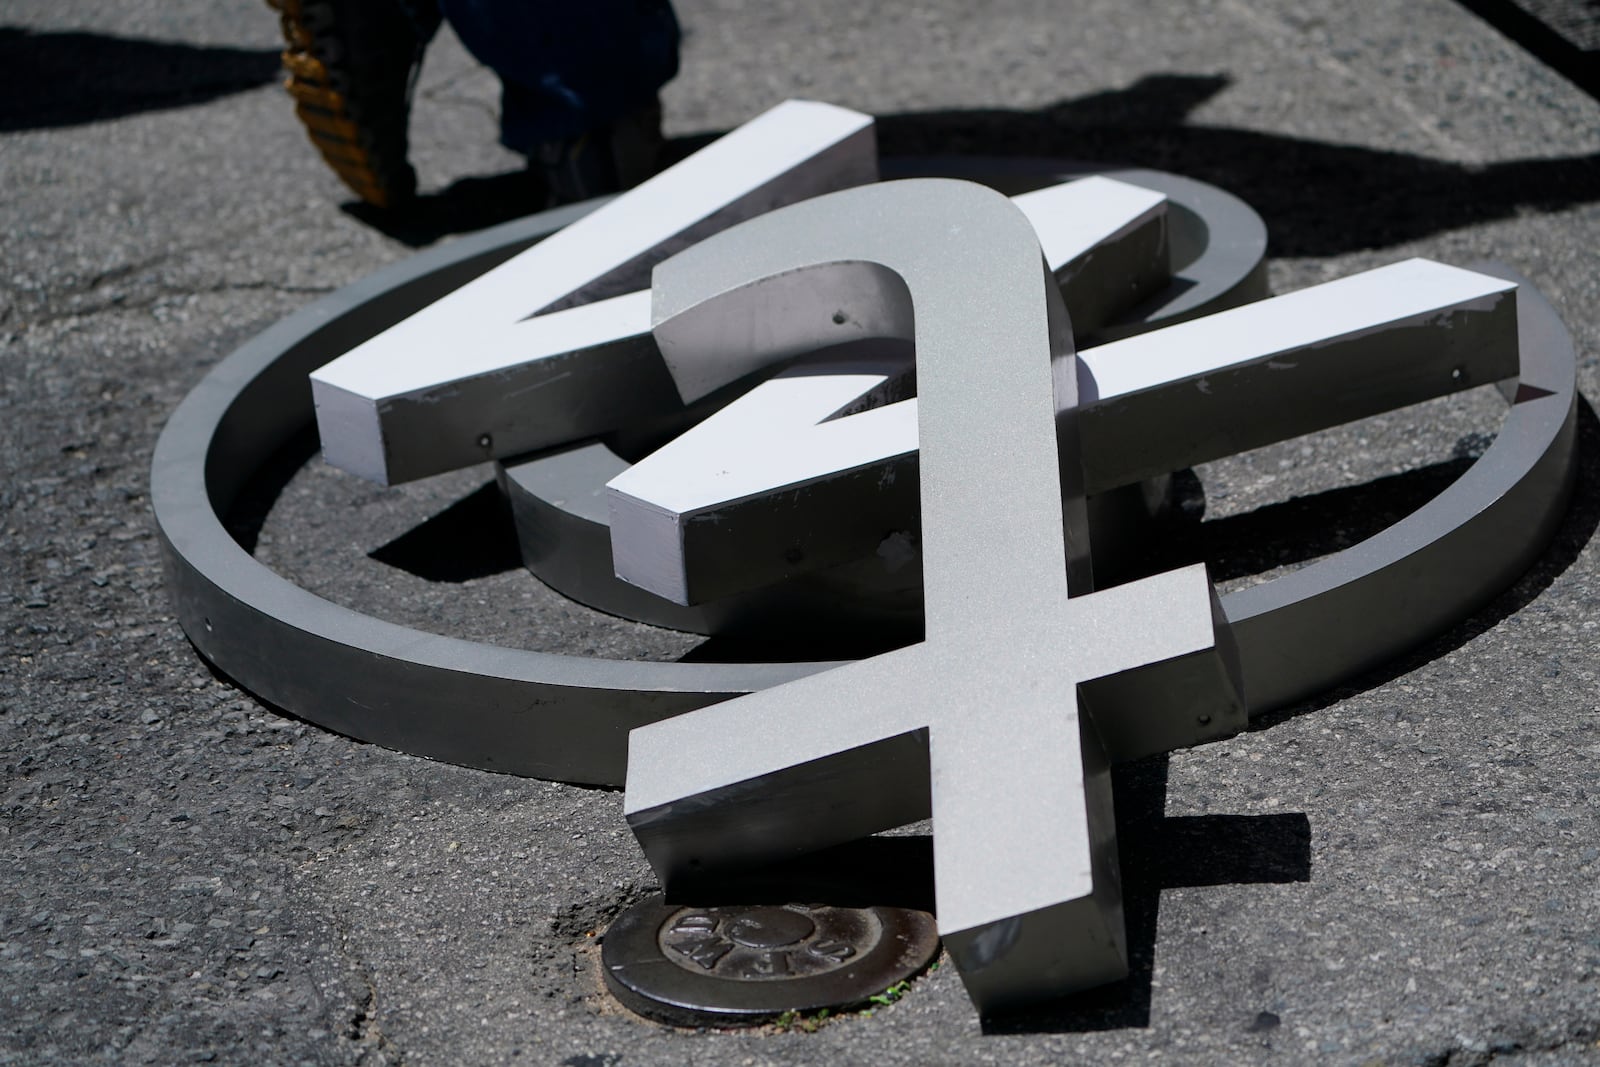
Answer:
[
  {"xmin": 152, "ymin": 200, "xmax": 832, "ymax": 787},
  {"xmin": 1219, "ymin": 268, "xmax": 1576, "ymax": 710},
  {"xmin": 151, "ymin": 165, "xmax": 1577, "ymax": 785}
]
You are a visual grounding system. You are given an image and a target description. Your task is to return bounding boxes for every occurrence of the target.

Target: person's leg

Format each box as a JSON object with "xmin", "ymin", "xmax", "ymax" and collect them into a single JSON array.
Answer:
[
  {"xmin": 438, "ymin": 0, "xmax": 678, "ymax": 146},
  {"xmin": 438, "ymin": 0, "xmax": 680, "ymax": 200}
]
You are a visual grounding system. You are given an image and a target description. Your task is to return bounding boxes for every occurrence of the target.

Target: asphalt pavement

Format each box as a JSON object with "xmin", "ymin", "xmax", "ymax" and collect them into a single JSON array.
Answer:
[{"xmin": 4, "ymin": 0, "xmax": 1600, "ymax": 1064}]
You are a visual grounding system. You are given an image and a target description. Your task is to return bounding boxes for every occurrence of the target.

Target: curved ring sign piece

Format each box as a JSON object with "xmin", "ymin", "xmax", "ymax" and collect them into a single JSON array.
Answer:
[{"xmin": 152, "ymin": 100, "xmax": 1579, "ymax": 1015}]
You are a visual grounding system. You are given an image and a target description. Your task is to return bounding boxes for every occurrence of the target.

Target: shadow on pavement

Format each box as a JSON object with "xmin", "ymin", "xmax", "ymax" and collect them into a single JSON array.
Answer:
[
  {"xmin": 667, "ymin": 836, "xmax": 938, "ymax": 915},
  {"xmin": 221, "ymin": 423, "xmax": 319, "ymax": 555},
  {"xmin": 873, "ymin": 74, "xmax": 1600, "ymax": 258},
  {"xmin": 1453, "ymin": 0, "xmax": 1600, "ymax": 101},
  {"xmin": 0, "ymin": 27, "xmax": 281, "ymax": 131},
  {"xmin": 1245, "ymin": 397, "xmax": 1600, "ymax": 733},
  {"xmin": 342, "ymin": 169, "xmax": 551, "ymax": 247},
  {"xmin": 981, "ymin": 756, "xmax": 1311, "ymax": 1034},
  {"xmin": 367, "ymin": 481, "xmax": 525, "ymax": 582},
  {"xmin": 344, "ymin": 73, "xmax": 1600, "ymax": 255}
]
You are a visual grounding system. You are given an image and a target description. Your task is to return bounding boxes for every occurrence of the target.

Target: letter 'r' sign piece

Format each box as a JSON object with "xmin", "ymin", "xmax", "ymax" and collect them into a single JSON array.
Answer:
[{"xmin": 623, "ymin": 180, "xmax": 1246, "ymax": 1014}]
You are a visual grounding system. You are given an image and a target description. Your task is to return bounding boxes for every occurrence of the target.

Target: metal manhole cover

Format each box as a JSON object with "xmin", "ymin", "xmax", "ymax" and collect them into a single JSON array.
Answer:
[{"xmin": 602, "ymin": 895, "xmax": 939, "ymax": 1026}]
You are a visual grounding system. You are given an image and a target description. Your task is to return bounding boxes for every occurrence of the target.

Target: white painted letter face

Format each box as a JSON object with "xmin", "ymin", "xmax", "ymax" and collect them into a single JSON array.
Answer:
[{"xmin": 309, "ymin": 99, "xmax": 879, "ymax": 485}]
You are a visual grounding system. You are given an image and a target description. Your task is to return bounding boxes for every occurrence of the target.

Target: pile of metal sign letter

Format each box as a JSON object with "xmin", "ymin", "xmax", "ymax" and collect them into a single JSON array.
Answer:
[{"xmin": 152, "ymin": 100, "xmax": 1579, "ymax": 1016}]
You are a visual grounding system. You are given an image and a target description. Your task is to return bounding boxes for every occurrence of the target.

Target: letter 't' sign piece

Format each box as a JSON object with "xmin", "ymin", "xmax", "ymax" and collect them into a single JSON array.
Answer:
[{"xmin": 623, "ymin": 180, "xmax": 1245, "ymax": 1013}]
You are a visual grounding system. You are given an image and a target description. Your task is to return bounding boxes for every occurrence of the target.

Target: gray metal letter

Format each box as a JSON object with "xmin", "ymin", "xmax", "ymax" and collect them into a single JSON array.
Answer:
[{"xmin": 623, "ymin": 180, "xmax": 1244, "ymax": 1013}]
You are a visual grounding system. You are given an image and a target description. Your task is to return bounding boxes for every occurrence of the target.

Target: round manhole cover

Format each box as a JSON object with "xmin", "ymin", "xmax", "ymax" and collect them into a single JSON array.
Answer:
[{"xmin": 602, "ymin": 895, "xmax": 939, "ymax": 1026}]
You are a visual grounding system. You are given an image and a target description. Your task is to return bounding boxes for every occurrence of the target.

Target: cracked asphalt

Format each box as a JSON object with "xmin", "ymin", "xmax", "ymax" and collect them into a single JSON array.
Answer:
[{"xmin": 4, "ymin": 0, "xmax": 1600, "ymax": 1064}]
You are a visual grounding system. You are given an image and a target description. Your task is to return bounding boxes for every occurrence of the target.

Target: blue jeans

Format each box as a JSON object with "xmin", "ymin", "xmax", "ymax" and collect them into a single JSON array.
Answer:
[{"xmin": 436, "ymin": 0, "xmax": 680, "ymax": 149}]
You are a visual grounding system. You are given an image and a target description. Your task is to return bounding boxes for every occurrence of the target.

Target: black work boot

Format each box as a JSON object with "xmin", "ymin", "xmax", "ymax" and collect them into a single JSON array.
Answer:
[
  {"xmin": 536, "ymin": 97, "xmax": 665, "ymax": 207},
  {"xmin": 266, "ymin": 0, "xmax": 440, "ymax": 209}
]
